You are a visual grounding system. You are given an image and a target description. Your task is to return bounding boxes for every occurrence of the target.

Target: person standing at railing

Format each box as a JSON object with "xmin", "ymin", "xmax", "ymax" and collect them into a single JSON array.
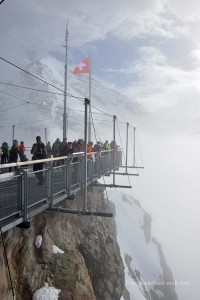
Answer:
[
  {"xmin": 58, "ymin": 138, "xmax": 68, "ymax": 166},
  {"xmin": 110, "ymin": 140, "xmax": 119, "ymax": 150},
  {"xmin": 77, "ymin": 139, "xmax": 84, "ymax": 152},
  {"xmin": 31, "ymin": 136, "xmax": 47, "ymax": 185},
  {"xmin": 72, "ymin": 140, "xmax": 78, "ymax": 152},
  {"xmin": 1, "ymin": 141, "xmax": 9, "ymax": 164},
  {"xmin": 87, "ymin": 141, "xmax": 93, "ymax": 154},
  {"xmin": 52, "ymin": 138, "xmax": 61, "ymax": 158},
  {"xmin": 9, "ymin": 140, "xmax": 20, "ymax": 172},
  {"xmin": 59, "ymin": 138, "xmax": 68, "ymax": 156},
  {"xmin": 102, "ymin": 140, "xmax": 110, "ymax": 156},
  {"xmin": 93, "ymin": 141, "xmax": 102, "ymax": 153},
  {"xmin": 18, "ymin": 141, "xmax": 26, "ymax": 161},
  {"xmin": 87, "ymin": 141, "xmax": 94, "ymax": 160},
  {"xmin": 52, "ymin": 138, "xmax": 61, "ymax": 167},
  {"xmin": 46, "ymin": 141, "xmax": 52, "ymax": 158}
]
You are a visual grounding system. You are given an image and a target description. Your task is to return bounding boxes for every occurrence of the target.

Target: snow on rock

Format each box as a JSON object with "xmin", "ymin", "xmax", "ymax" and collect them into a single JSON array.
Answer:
[
  {"xmin": 32, "ymin": 282, "xmax": 61, "ymax": 300},
  {"xmin": 35, "ymin": 235, "xmax": 43, "ymax": 249},
  {"xmin": 52, "ymin": 245, "xmax": 64, "ymax": 254}
]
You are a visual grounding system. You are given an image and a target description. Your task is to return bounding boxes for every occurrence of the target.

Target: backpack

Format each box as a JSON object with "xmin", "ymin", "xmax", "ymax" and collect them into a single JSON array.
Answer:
[
  {"xmin": 33, "ymin": 143, "xmax": 47, "ymax": 160},
  {"xmin": 2, "ymin": 142, "xmax": 8, "ymax": 155}
]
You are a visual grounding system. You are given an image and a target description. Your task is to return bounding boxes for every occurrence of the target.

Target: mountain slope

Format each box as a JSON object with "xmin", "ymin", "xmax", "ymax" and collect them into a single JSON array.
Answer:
[{"xmin": 0, "ymin": 57, "xmax": 146, "ymax": 148}]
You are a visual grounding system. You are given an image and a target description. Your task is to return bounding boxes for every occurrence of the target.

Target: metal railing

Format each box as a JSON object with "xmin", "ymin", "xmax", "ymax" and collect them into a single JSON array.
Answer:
[{"xmin": 0, "ymin": 150, "xmax": 122, "ymax": 233}]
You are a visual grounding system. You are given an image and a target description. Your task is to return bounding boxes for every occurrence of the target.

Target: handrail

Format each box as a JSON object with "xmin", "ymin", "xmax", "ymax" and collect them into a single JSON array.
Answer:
[{"xmin": 0, "ymin": 149, "xmax": 117, "ymax": 170}]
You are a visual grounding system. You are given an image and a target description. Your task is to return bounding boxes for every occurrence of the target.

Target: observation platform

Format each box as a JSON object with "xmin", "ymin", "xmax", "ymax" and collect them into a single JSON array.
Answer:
[{"xmin": 0, "ymin": 150, "xmax": 122, "ymax": 233}]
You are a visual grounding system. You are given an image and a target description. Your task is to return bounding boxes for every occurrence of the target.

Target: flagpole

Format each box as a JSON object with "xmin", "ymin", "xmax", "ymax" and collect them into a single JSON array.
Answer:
[
  {"xmin": 63, "ymin": 22, "xmax": 69, "ymax": 140},
  {"xmin": 88, "ymin": 54, "xmax": 92, "ymax": 142}
]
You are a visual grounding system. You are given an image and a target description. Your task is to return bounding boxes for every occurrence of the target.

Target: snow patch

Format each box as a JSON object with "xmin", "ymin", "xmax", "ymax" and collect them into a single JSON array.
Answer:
[
  {"xmin": 35, "ymin": 235, "xmax": 43, "ymax": 249},
  {"xmin": 32, "ymin": 282, "xmax": 61, "ymax": 300},
  {"xmin": 52, "ymin": 245, "xmax": 64, "ymax": 254}
]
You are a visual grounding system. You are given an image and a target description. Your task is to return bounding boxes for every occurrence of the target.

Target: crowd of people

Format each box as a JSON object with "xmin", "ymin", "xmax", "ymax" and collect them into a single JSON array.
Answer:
[{"xmin": 0, "ymin": 137, "xmax": 118, "ymax": 180}]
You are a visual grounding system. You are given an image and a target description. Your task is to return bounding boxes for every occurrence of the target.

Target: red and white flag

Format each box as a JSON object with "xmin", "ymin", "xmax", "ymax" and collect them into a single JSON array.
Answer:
[{"xmin": 73, "ymin": 58, "xmax": 89, "ymax": 74}]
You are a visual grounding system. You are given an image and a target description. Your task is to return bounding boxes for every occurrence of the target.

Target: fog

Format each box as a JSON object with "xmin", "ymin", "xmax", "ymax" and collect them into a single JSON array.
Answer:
[
  {"xmin": 134, "ymin": 132, "xmax": 199, "ymax": 299},
  {"xmin": 110, "ymin": 130, "xmax": 199, "ymax": 300}
]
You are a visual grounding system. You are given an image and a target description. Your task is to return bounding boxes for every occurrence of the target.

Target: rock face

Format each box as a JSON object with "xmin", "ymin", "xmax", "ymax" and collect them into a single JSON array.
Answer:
[{"xmin": 0, "ymin": 186, "xmax": 125, "ymax": 300}]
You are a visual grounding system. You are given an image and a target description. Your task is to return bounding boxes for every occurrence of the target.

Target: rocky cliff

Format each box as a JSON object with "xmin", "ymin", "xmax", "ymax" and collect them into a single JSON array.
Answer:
[{"xmin": 0, "ymin": 186, "xmax": 124, "ymax": 300}]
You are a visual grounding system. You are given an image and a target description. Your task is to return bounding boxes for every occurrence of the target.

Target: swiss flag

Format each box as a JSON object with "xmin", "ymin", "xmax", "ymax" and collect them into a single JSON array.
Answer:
[{"xmin": 73, "ymin": 58, "xmax": 89, "ymax": 74}]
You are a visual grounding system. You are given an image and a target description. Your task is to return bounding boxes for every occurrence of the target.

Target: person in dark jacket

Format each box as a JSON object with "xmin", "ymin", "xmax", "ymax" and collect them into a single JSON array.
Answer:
[
  {"xmin": 9, "ymin": 140, "xmax": 19, "ymax": 172},
  {"xmin": 59, "ymin": 138, "xmax": 68, "ymax": 157},
  {"xmin": 31, "ymin": 136, "xmax": 47, "ymax": 184},
  {"xmin": 46, "ymin": 141, "xmax": 52, "ymax": 158},
  {"xmin": 52, "ymin": 138, "xmax": 61, "ymax": 157},
  {"xmin": 52, "ymin": 138, "xmax": 61, "ymax": 166},
  {"xmin": 1, "ymin": 141, "xmax": 9, "ymax": 164},
  {"xmin": 67, "ymin": 142, "xmax": 74, "ymax": 156}
]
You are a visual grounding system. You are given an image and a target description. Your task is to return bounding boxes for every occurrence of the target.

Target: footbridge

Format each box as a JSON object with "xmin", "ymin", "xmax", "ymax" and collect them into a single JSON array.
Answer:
[{"xmin": 0, "ymin": 150, "xmax": 122, "ymax": 233}]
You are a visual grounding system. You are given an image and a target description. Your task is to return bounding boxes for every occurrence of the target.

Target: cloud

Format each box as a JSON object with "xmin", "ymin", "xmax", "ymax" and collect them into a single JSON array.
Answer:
[
  {"xmin": 120, "ymin": 45, "xmax": 200, "ymax": 122},
  {"xmin": 1, "ymin": 0, "xmax": 199, "ymax": 59}
]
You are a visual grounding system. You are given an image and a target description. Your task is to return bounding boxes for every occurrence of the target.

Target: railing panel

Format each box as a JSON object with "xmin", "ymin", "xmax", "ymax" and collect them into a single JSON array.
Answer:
[
  {"xmin": 70, "ymin": 161, "xmax": 80, "ymax": 187},
  {"xmin": 0, "ymin": 175, "xmax": 22, "ymax": 221},
  {"xmin": 52, "ymin": 165, "xmax": 67, "ymax": 197},
  {"xmin": 87, "ymin": 159, "xmax": 93, "ymax": 181},
  {"xmin": 91, "ymin": 156, "xmax": 99, "ymax": 180},
  {"xmin": 27, "ymin": 169, "xmax": 49, "ymax": 211}
]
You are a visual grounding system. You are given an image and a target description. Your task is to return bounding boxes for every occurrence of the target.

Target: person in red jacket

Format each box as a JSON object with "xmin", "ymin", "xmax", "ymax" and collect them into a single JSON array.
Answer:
[
  {"xmin": 87, "ymin": 142, "xmax": 94, "ymax": 159},
  {"xmin": 87, "ymin": 142, "xmax": 93, "ymax": 153},
  {"xmin": 18, "ymin": 141, "xmax": 26, "ymax": 161}
]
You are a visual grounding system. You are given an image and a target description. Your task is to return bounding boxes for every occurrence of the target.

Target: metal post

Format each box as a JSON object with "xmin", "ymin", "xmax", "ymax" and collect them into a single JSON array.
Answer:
[
  {"xmin": 45, "ymin": 128, "xmax": 47, "ymax": 145},
  {"xmin": 113, "ymin": 115, "xmax": 117, "ymax": 185},
  {"xmin": 133, "ymin": 127, "xmax": 136, "ymax": 167},
  {"xmin": 84, "ymin": 98, "xmax": 90, "ymax": 211},
  {"xmin": 125, "ymin": 122, "xmax": 129, "ymax": 173},
  {"xmin": 12, "ymin": 125, "xmax": 15, "ymax": 142},
  {"xmin": 63, "ymin": 22, "xmax": 69, "ymax": 140},
  {"xmin": 88, "ymin": 54, "xmax": 92, "ymax": 142},
  {"xmin": 49, "ymin": 164, "xmax": 54, "ymax": 208}
]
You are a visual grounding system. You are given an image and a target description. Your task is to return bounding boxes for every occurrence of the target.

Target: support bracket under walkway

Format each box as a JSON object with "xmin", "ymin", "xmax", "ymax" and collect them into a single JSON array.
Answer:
[
  {"xmin": 110, "ymin": 172, "xmax": 139, "ymax": 176},
  {"xmin": 48, "ymin": 207, "xmax": 113, "ymax": 218},
  {"xmin": 91, "ymin": 183, "xmax": 132, "ymax": 189}
]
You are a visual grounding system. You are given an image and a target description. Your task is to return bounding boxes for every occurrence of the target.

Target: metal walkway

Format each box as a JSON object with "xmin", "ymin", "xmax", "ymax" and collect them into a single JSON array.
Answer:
[{"xmin": 0, "ymin": 150, "xmax": 122, "ymax": 233}]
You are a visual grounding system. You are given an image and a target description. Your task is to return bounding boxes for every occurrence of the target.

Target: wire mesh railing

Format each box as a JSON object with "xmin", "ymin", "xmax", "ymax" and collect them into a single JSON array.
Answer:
[{"xmin": 0, "ymin": 150, "xmax": 122, "ymax": 232}]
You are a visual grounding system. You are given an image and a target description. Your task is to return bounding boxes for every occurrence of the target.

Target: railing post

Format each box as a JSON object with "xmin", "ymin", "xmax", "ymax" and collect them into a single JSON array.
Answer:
[
  {"xmin": 49, "ymin": 164, "xmax": 54, "ymax": 208},
  {"xmin": 113, "ymin": 115, "xmax": 117, "ymax": 185},
  {"xmin": 20, "ymin": 169, "xmax": 28, "ymax": 222},
  {"xmin": 68, "ymin": 162, "xmax": 72, "ymax": 196},
  {"xmin": 109, "ymin": 150, "xmax": 112, "ymax": 174},
  {"xmin": 133, "ymin": 127, "xmax": 136, "ymax": 167},
  {"xmin": 84, "ymin": 98, "xmax": 90, "ymax": 211},
  {"xmin": 98, "ymin": 153, "xmax": 101, "ymax": 179},
  {"xmin": 125, "ymin": 122, "xmax": 129, "ymax": 173},
  {"xmin": 77, "ymin": 159, "xmax": 81, "ymax": 188},
  {"xmin": 64, "ymin": 159, "xmax": 67, "ymax": 194}
]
